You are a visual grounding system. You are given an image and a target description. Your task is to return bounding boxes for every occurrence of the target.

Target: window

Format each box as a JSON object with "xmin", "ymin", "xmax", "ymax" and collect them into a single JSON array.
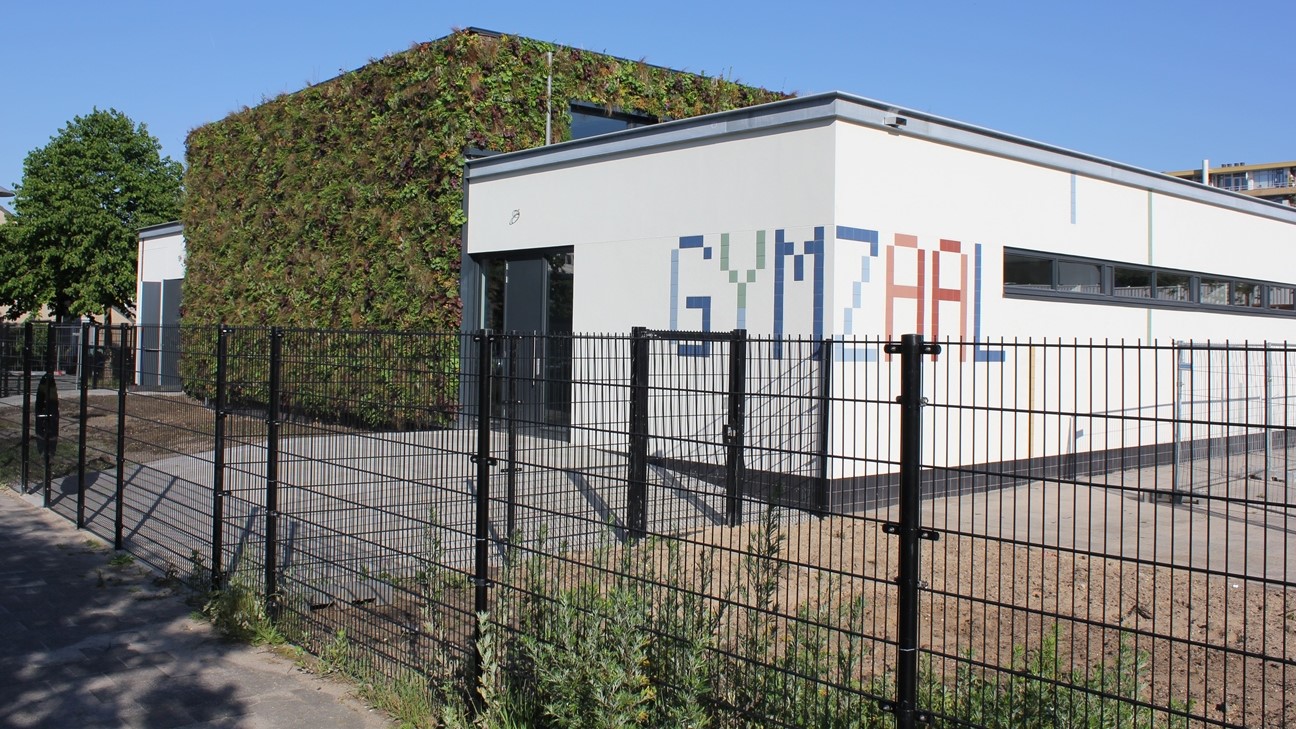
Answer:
[
  {"xmin": 1155, "ymin": 272, "xmax": 1191, "ymax": 302},
  {"xmin": 1057, "ymin": 261, "xmax": 1102, "ymax": 294},
  {"xmin": 1113, "ymin": 267, "xmax": 1153, "ymax": 299},
  {"xmin": 485, "ymin": 259, "xmax": 507, "ymax": 331},
  {"xmin": 1212, "ymin": 172, "xmax": 1248, "ymax": 192},
  {"xmin": 1269, "ymin": 286, "xmax": 1296, "ymax": 310},
  {"xmin": 569, "ymin": 102, "xmax": 655, "ymax": 140},
  {"xmin": 1233, "ymin": 282, "xmax": 1263, "ymax": 308},
  {"xmin": 545, "ymin": 251, "xmax": 574, "ymax": 335},
  {"xmin": 1003, "ymin": 253, "xmax": 1053, "ymax": 290},
  {"xmin": 1003, "ymin": 248, "xmax": 1296, "ymax": 318},
  {"xmin": 1199, "ymin": 278, "xmax": 1229, "ymax": 306},
  {"xmin": 1253, "ymin": 168, "xmax": 1293, "ymax": 190}
]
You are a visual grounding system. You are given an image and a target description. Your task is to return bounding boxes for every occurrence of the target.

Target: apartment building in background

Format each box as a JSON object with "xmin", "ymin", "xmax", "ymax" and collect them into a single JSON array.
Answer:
[{"xmin": 1166, "ymin": 160, "xmax": 1296, "ymax": 206}]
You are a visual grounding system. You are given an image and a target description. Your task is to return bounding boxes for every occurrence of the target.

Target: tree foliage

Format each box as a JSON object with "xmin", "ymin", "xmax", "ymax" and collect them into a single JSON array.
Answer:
[{"xmin": 1, "ymin": 109, "xmax": 183, "ymax": 320}]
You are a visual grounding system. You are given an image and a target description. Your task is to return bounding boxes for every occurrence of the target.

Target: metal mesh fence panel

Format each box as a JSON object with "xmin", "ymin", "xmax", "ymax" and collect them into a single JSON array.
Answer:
[
  {"xmin": 111, "ymin": 325, "xmax": 219, "ymax": 574},
  {"xmin": 10, "ymin": 325, "xmax": 1294, "ymax": 728},
  {"xmin": 918, "ymin": 339, "xmax": 1295, "ymax": 729},
  {"xmin": 0, "ymin": 324, "xmax": 30, "ymax": 495},
  {"xmin": 1173, "ymin": 343, "xmax": 1296, "ymax": 497},
  {"xmin": 265, "ymin": 328, "xmax": 479, "ymax": 680},
  {"xmin": 217, "ymin": 327, "xmax": 271, "ymax": 611},
  {"xmin": 482, "ymin": 332, "xmax": 902, "ymax": 726}
]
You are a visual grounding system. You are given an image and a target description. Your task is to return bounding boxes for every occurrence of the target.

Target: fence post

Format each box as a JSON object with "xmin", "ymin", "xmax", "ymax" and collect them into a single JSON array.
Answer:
[
  {"xmin": 264, "ymin": 327, "xmax": 282, "ymax": 617},
  {"xmin": 1264, "ymin": 345, "xmax": 1273, "ymax": 477},
  {"xmin": 0, "ymin": 327, "xmax": 10, "ymax": 399},
  {"xmin": 815, "ymin": 337, "xmax": 834, "ymax": 513},
  {"xmin": 724, "ymin": 329, "xmax": 747, "ymax": 526},
  {"xmin": 626, "ymin": 327, "xmax": 650, "ymax": 539},
  {"xmin": 882, "ymin": 333, "xmax": 940, "ymax": 729},
  {"xmin": 114, "ymin": 324, "xmax": 128, "ymax": 550},
  {"xmin": 42, "ymin": 324, "xmax": 55, "ymax": 508},
  {"xmin": 504, "ymin": 335, "xmax": 519, "ymax": 546},
  {"xmin": 1172, "ymin": 342, "xmax": 1185, "ymax": 494},
  {"xmin": 211, "ymin": 325, "xmax": 229, "ymax": 590},
  {"xmin": 76, "ymin": 321, "xmax": 90, "ymax": 528},
  {"xmin": 472, "ymin": 330, "xmax": 494, "ymax": 622},
  {"xmin": 91, "ymin": 325, "xmax": 101, "ymax": 390},
  {"xmin": 103, "ymin": 324, "xmax": 113, "ymax": 389},
  {"xmin": 20, "ymin": 322, "xmax": 33, "ymax": 493}
]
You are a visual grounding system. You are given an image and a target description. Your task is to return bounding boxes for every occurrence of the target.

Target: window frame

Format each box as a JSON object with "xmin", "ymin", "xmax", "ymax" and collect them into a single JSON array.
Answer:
[
  {"xmin": 1003, "ymin": 247, "xmax": 1296, "ymax": 318},
  {"xmin": 568, "ymin": 101, "xmax": 657, "ymax": 141}
]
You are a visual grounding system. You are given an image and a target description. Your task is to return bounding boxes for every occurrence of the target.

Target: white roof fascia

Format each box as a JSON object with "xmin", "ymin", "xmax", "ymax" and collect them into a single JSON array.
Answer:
[{"xmin": 467, "ymin": 91, "xmax": 1296, "ymax": 226}]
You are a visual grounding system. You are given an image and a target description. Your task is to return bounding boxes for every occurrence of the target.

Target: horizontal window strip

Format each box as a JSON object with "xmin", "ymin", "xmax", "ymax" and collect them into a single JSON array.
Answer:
[{"xmin": 1003, "ymin": 248, "xmax": 1296, "ymax": 318}]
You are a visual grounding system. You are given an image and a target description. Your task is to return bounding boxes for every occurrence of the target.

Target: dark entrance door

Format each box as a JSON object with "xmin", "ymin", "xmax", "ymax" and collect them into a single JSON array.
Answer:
[
  {"xmin": 483, "ymin": 250, "xmax": 573, "ymax": 437},
  {"xmin": 137, "ymin": 278, "xmax": 183, "ymax": 390}
]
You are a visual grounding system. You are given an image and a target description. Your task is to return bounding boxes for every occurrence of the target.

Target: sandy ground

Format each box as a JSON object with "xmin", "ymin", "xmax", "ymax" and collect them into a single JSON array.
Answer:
[{"xmin": 668, "ymin": 496, "xmax": 1296, "ymax": 728}]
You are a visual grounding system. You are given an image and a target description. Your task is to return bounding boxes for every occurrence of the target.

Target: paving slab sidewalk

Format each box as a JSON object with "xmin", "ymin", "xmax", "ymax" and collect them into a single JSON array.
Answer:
[{"xmin": 0, "ymin": 487, "xmax": 397, "ymax": 729}]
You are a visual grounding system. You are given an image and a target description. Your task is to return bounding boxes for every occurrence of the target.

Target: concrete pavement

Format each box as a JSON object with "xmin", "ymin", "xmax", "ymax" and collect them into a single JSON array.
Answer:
[{"xmin": 0, "ymin": 487, "xmax": 396, "ymax": 729}]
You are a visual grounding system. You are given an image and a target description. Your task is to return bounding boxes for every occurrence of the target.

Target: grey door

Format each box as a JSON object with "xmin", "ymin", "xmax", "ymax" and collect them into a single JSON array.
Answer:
[
  {"xmin": 137, "ymin": 278, "xmax": 183, "ymax": 390},
  {"xmin": 159, "ymin": 278, "xmax": 183, "ymax": 389},
  {"xmin": 138, "ymin": 281, "xmax": 162, "ymax": 388},
  {"xmin": 483, "ymin": 251, "xmax": 573, "ymax": 436}
]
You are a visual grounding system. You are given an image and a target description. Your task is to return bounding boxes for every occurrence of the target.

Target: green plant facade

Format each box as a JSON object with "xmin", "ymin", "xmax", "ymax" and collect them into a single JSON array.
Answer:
[
  {"xmin": 180, "ymin": 29, "xmax": 783, "ymax": 426},
  {"xmin": 183, "ymin": 28, "xmax": 786, "ymax": 333}
]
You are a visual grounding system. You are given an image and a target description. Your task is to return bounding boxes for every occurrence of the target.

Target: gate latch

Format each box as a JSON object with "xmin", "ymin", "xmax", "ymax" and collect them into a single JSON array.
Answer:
[
  {"xmin": 722, "ymin": 424, "xmax": 741, "ymax": 445},
  {"xmin": 882, "ymin": 522, "xmax": 940, "ymax": 541}
]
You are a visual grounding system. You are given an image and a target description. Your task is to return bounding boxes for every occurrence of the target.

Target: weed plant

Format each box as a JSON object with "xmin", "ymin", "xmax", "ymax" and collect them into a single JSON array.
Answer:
[
  {"xmin": 193, "ymin": 502, "xmax": 1194, "ymax": 729},
  {"xmin": 201, "ymin": 566, "xmax": 284, "ymax": 645},
  {"xmin": 923, "ymin": 626, "xmax": 1191, "ymax": 729},
  {"xmin": 446, "ymin": 504, "xmax": 1189, "ymax": 729}
]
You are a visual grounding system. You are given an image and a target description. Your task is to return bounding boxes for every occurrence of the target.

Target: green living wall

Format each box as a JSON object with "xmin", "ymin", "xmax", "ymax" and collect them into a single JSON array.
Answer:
[
  {"xmin": 180, "ymin": 29, "xmax": 785, "ymax": 427},
  {"xmin": 183, "ymin": 28, "xmax": 785, "ymax": 332}
]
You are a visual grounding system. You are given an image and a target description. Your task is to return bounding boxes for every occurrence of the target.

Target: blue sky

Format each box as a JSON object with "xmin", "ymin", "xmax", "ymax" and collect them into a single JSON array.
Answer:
[{"xmin": 2, "ymin": 0, "xmax": 1292, "ymax": 210}]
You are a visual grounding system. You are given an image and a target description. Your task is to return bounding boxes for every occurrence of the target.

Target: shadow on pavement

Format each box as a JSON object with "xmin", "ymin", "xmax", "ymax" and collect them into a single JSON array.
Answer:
[{"xmin": 0, "ymin": 488, "xmax": 251, "ymax": 728}]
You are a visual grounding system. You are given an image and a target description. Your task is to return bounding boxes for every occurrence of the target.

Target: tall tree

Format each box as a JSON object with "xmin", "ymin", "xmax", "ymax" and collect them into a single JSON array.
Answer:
[{"xmin": 1, "ymin": 109, "xmax": 183, "ymax": 321}]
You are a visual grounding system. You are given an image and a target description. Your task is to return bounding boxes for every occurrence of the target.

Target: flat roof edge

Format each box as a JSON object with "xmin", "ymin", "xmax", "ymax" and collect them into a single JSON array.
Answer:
[
  {"xmin": 467, "ymin": 94, "xmax": 840, "ymax": 178},
  {"xmin": 138, "ymin": 221, "xmax": 184, "ymax": 239},
  {"xmin": 467, "ymin": 91, "xmax": 1296, "ymax": 226}
]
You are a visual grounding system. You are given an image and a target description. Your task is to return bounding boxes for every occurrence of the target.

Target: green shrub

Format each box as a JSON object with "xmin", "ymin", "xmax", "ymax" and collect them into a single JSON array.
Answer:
[
  {"xmin": 923, "ymin": 625, "xmax": 1190, "ymax": 729},
  {"xmin": 202, "ymin": 568, "xmax": 283, "ymax": 645},
  {"xmin": 195, "ymin": 507, "xmax": 1193, "ymax": 729}
]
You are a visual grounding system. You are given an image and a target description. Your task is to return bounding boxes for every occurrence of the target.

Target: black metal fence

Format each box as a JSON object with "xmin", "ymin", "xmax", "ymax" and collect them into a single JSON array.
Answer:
[{"xmin": 2, "ymin": 322, "xmax": 1292, "ymax": 728}]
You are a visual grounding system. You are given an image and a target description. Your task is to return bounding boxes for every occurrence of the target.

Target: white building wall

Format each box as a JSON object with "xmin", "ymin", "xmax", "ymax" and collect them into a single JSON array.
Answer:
[
  {"xmin": 135, "ymin": 227, "xmax": 186, "ymax": 388},
  {"xmin": 135, "ymin": 230, "xmax": 186, "ymax": 304},
  {"xmin": 831, "ymin": 121, "xmax": 1296, "ymax": 346},
  {"xmin": 469, "ymin": 123, "xmax": 838, "ymax": 471},
  {"xmin": 467, "ymin": 122, "xmax": 837, "ymax": 336},
  {"xmin": 466, "ymin": 102, "xmax": 1296, "ymax": 490},
  {"xmin": 829, "ymin": 121, "xmax": 1296, "ymax": 480}
]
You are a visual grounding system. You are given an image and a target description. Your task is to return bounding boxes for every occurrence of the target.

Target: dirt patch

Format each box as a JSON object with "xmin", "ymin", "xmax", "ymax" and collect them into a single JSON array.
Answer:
[
  {"xmin": 1, "ymin": 393, "xmax": 213, "ymax": 486},
  {"xmin": 275, "ymin": 504, "xmax": 1295, "ymax": 725},
  {"xmin": 284, "ymin": 577, "xmax": 477, "ymax": 684},
  {"xmin": 0, "ymin": 392, "xmax": 347, "ymax": 487},
  {"xmin": 676, "ymin": 511, "xmax": 1296, "ymax": 728}
]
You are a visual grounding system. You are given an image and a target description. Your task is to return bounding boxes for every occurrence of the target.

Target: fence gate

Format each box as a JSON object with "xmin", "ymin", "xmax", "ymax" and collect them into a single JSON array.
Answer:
[{"xmin": 627, "ymin": 327, "xmax": 747, "ymax": 535}]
